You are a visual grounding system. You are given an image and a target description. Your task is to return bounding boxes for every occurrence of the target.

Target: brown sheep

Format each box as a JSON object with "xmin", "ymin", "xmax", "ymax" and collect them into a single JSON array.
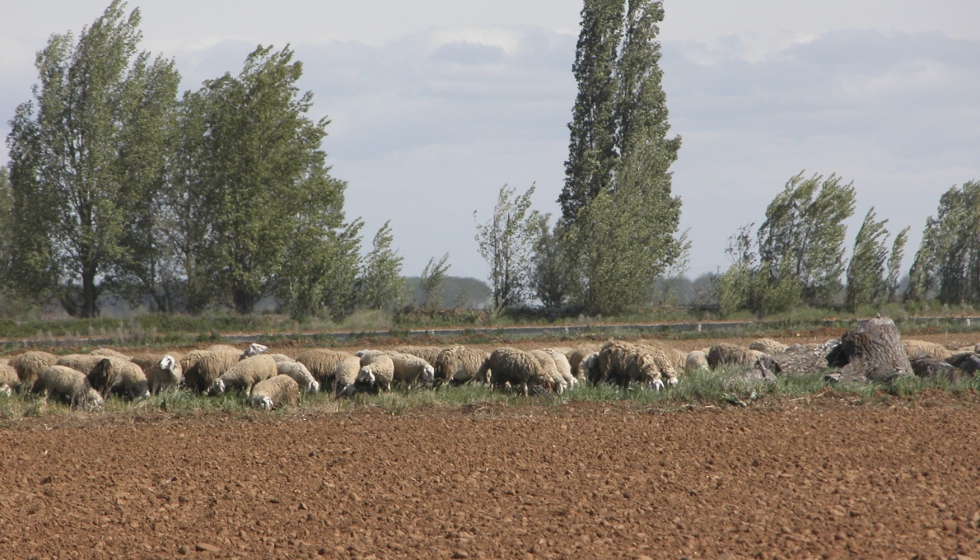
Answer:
[
  {"xmin": 478, "ymin": 347, "xmax": 554, "ymax": 396},
  {"xmin": 434, "ymin": 345, "xmax": 489, "ymax": 384}
]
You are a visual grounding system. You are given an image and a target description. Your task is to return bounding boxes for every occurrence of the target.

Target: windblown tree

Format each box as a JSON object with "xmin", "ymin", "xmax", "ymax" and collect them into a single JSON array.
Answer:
[
  {"xmin": 5, "ymin": 0, "xmax": 179, "ymax": 317},
  {"xmin": 172, "ymin": 45, "xmax": 359, "ymax": 315},
  {"xmin": 844, "ymin": 208, "xmax": 891, "ymax": 311},
  {"xmin": 907, "ymin": 181, "xmax": 980, "ymax": 304},
  {"xmin": 356, "ymin": 221, "xmax": 408, "ymax": 311},
  {"xmin": 556, "ymin": 0, "xmax": 683, "ymax": 315},
  {"xmin": 418, "ymin": 254, "xmax": 451, "ymax": 311},
  {"xmin": 474, "ymin": 184, "xmax": 543, "ymax": 313}
]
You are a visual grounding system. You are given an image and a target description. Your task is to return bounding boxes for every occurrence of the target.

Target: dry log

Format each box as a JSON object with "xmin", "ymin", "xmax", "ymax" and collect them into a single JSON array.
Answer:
[{"xmin": 835, "ymin": 316, "xmax": 914, "ymax": 383}]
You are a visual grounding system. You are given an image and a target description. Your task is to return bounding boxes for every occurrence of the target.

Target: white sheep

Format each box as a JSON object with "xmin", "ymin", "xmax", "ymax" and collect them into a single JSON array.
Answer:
[
  {"xmin": 387, "ymin": 351, "xmax": 435, "ymax": 385},
  {"xmin": 183, "ymin": 348, "xmax": 242, "ymax": 393},
  {"xmin": 275, "ymin": 360, "xmax": 320, "ymax": 393},
  {"xmin": 391, "ymin": 346, "xmax": 443, "ymax": 366},
  {"xmin": 249, "ymin": 375, "xmax": 300, "ymax": 410},
  {"xmin": 334, "ymin": 355, "xmax": 363, "ymax": 397},
  {"xmin": 8, "ymin": 351, "xmax": 58, "ymax": 387},
  {"xmin": 211, "ymin": 354, "xmax": 277, "ymax": 396},
  {"xmin": 89, "ymin": 347, "xmax": 131, "ymax": 359},
  {"xmin": 543, "ymin": 348, "xmax": 577, "ymax": 389},
  {"xmin": 530, "ymin": 350, "xmax": 566, "ymax": 394},
  {"xmin": 130, "ymin": 354, "xmax": 183, "ymax": 394},
  {"xmin": 598, "ymin": 341, "xmax": 667, "ymax": 390},
  {"xmin": 241, "ymin": 343, "xmax": 269, "ymax": 357},
  {"xmin": 36, "ymin": 365, "xmax": 103, "ymax": 409},
  {"xmin": 479, "ymin": 347, "xmax": 554, "ymax": 396},
  {"xmin": 296, "ymin": 349, "xmax": 353, "ymax": 386},
  {"xmin": 0, "ymin": 363, "xmax": 19, "ymax": 396},
  {"xmin": 433, "ymin": 345, "xmax": 490, "ymax": 384},
  {"xmin": 357, "ymin": 353, "xmax": 395, "ymax": 392},
  {"xmin": 685, "ymin": 350, "xmax": 709, "ymax": 374}
]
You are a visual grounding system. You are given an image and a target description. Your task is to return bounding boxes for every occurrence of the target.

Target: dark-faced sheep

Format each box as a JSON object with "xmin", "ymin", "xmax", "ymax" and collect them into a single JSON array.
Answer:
[
  {"xmin": 89, "ymin": 357, "xmax": 150, "ymax": 400},
  {"xmin": 250, "ymin": 375, "xmax": 300, "ymax": 410}
]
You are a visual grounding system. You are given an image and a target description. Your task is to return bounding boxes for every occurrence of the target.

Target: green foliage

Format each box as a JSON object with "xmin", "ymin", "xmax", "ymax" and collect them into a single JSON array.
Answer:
[
  {"xmin": 886, "ymin": 226, "xmax": 909, "ymax": 302},
  {"xmin": 5, "ymin": 0, "xmax": 179, "ymax": 317},
  {"xmin": 357, "ymin": 221, "xmax": 408, "ymax": 311},
  {"xmin": 533, "ymin": 221, "xmax": 574, "ymax": 310},
  {"xmin": 418, "ymin": 254, "xmax": 451, "ymax": 311},
  {"xmin": 845, "ymin": 208, "xmax": 891, "ymax": 311},
  {"xmin": 907, "ymin": 181, "xmax": 980, "ymax": 304},
  {"xmin": 474, "ymin": 184, "xmax": 543, "ymax": 313}
]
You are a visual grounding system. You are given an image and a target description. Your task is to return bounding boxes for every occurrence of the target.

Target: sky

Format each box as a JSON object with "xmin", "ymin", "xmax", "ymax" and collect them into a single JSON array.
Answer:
[{"xmin": 1, "ymin": 0, "xmax": 979, "ymax": 281}]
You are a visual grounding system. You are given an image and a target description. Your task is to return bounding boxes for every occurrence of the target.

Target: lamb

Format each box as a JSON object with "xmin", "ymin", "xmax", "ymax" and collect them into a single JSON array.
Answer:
[
  {"xmin": 130, "ymin": 354, "xmax": 183, "ymax": 394},
  {"xmin": 89, "ymin": 347, "xmax": 131, "ymax": 359},
  {"xmin": 902, "ymin": 339, "xmax": 951, "ymax": 360},
  {"xmin": 479, "ymin": 347, "xmax": 554, "ymax": 396},
  {"xmin": 35, "ymin": 365, "xmax": 103, "ymax": 409},
  {"xmin": 598, "ymin": 341, "xmax": 667, "ymax": 390},
  {"xmin": 90, "ymin": 357, "xmax": 150, "ymax": 400},
  {"xmin": 8, "ymin": 351, "xmax": 58, "ymax": 387},
  {"xmin": 296, "ymin": 349, "xmax": 353, "ymax": 386},
  {"xmin": 356, "ymin": 353, "xmax": 395, "ymax": 393},
  {"xmin": 749, "ymin": 338, "xmax": 788, "ymax": 355},
  {"xmin": 334, "ymin": 355, "xmax": 363, "ymax": 397},
  {"xmin": 249, "ymin": 375, "xmax": 301, "ymax": 410},
  {"xmin": 211, "ymin": 354, "xmax": 277, "ymax": 396},
  {"xmin": 434, "ymin": 345, "xmax": 490, "ymax": 384},
  {"xmin": 530, "ymin": 350, "xmax": 566, "ymax": 394},
  {"xmin": 543, "ymin": 348, "xmax": 577, "ymax": 389},
  {"xmin": 685, "ymin": 350, "xmax": 709, "ymax": 374},
  {"xmin": 387, "ymin": 351, "xmax": 435, "ymax": 385},
  {"xmin": 707, "ymin": 343, "xmax": 764, "ymax": 369},
  {"xmin": 183, "ymin": 348, "xmax": 242, "ymax": 393},
  {"xmin": 392, "ymin": 346, "xmax": 443, "ymax": 366},
  {"xmin": 275, "ymin": 360, "xmax": 320, "ymax": 393},
  {"xmin": 0, "ymin": 363, "xmax": 19, "ymax": 396}
]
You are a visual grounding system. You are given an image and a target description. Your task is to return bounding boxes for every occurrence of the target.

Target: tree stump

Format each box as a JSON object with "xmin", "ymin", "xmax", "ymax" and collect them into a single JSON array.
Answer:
[
  {"xmin": 835, "ymin": 316, "xmax": 913, "ymax": 383},
  {"xmin": 754, "ymin": 339, "xmax": 839, "ymax": 378}
]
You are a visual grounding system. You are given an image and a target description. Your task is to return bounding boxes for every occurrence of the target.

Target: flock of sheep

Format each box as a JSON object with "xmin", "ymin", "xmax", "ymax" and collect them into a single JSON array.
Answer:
[{"xmin": 0, "ymin": 336, "xmax": 969, "ymax": 411}]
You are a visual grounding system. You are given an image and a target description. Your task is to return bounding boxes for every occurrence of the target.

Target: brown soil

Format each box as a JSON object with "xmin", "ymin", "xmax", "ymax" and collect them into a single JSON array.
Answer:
[{"xmin": 2, "ymin": 393, "xmax": 980, "ymax": 559}]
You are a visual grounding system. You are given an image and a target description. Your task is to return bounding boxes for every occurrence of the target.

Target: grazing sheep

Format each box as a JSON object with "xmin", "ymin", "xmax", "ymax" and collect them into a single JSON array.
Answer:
[
  {"xmin": 130, "ymin": 354, "xmax": 183, "ymax": 394},
  {"xmin": 207, "ymin": 344, "xmax": 243, "ymax": 354},
  {"xmin": 902, "ymin": 339, "xmax": 951, "ymax": 360},
  {"xmin": 90, "ymin": 357, "xmax": 150, "ymax": 400},
  {"xmin": 565, "ymin": 346, "xmax": 601, "ymax": 381},
  {"xmin": 56, "ymin": 354, "xmax": 105, "ymax": 376},
  {"xmin": 357, "ymin": 353, "xmax": 395, "ymax": 392},
  {"xmin": 434, "ymin": 345, "xmax": 490, "ymax": 384},
  {"xmin": 543, "ymin": 348, "xmax": 577, "ymax": 389},
  {"xmin": 334, "ymin": 355, "xmax": 363, "ymax": 397},
  {"xmin": 266, "ymin": 353, "xmax": 294, "ymax": 363},
  {"xmin": 249, "ymin": 375, "xmax": 301, "ymax": 410},
  {"xmin": 685, "ymin": 350, "xmax": 709, "ymax": 374},
  {"xmin": 0, "ymin": 363, "xmax": 19, "ymax": 396},
  {"xmin": 296, "ymin": 349, "xmax": 353, "ymax": 386},
  {"xmin": 749, "ymin": 338, "xmax": 788, "ymax": 355},
  {"xmin": 211, "ymin": 354, "xmax": 277, "ymax": 396},
  {"xmin": 479, "ymin": 347, "xmax": 554, "ymax": 396},
  {"xmin": 184, "ymin": 349, "xmax": 242, "ymax": 393},
  {"xmin": 530, "ymin": 350, "xmax": 566, "ymax": 394},
  {"xmin": 598, "ymin": 341, "xmax": 667, "ymax": 390},
  {"xmin": 388, "ymin": 352, "xmax": 435, "ymax": 385},
  {"xmin": 707, "ymin": 343, "xmax": 763, "ymax": 369},
  {"xmin": 35, "ymin": 365, "xmax": 103, "ymax": 409},
  {"xmin": 8, "ymin": 351, "xmax": 58, "ymax": 388},
  {"xmin": 275, "ymin": 360, "xmax": 320, "ymax": 393},
  {"xmin": 89, "ymin": 347, "xmax": 131, "ymax": 359},
  {"xmin": 392, "ymin": 346, "xmax": 443, "ymax": 366},
  {"xmin": 665, "ymin": 346, "xmax": 688, "ymax": 373}
]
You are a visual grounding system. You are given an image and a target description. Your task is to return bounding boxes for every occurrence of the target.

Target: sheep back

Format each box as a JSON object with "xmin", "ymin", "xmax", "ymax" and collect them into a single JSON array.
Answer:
[
  {"xmin": 185, "ymin": 349, "xmax": 241, "ymax": 393},
  {"xmin": 275, "ymin": 360, "xmax": 320, "ymax": 392},
  {"xmin": 8, "ymin": 351, "xmax": 58, "ymax": 386},
  {"xmin": 356, "ymin": 354, "xmax": 395, "ymax": 391},
  {"xmin": 393, "ymin": 346, "xmax": 444, "ymax": 365},
  {"xmin": 707, "ymin": 343, "xmax": 758, "ymax": 369},
  {"xmin": 296, "ymin": 349, "xmax": 351, "ymax": 385},
  {"xmin": 388, "ymin": 352, "xmax": 434, "ymax": 384},
  {"xmin": 434, "ymin": 345, "xmax": 489, "ymax": 383},
  {"xmin": 89, "ymin": 348, "xmax": 131, "ymax": 359},
  {"xmin": 685, "ymin": 350, "xmax": 709, "ymax": 374}
]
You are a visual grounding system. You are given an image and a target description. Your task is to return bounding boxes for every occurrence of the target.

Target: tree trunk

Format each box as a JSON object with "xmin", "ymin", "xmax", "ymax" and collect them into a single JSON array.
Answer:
[
  {"xmin": 82, "ymin": 260, "xmax": 100, "ymax": 318},
  {"xmin": 835, "ymin": 316, "xmax": 913, "ymax": 382}
]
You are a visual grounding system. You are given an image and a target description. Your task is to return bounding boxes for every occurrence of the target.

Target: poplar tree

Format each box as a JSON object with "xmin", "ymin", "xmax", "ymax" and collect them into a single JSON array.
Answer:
[
  {"xmin": 357, "ymin": 221, "xmax": 408, "ymax": 311},
  {"xmin": 844, "ymin": 208, "xmax": 890, "ymax": 311}
]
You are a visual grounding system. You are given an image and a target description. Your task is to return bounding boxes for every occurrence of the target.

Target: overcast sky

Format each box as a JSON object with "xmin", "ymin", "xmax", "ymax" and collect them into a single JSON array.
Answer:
[{"xmin": 2, "ymin": 0, "xmax": 978, "ymax": 281}]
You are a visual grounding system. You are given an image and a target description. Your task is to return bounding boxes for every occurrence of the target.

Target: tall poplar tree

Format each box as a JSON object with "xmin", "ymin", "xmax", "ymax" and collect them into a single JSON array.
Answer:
[
  {"xmin": 5, "ymin": 0, "xmax": 179, "ymax": 317},
  {"xmin": 845, "ymin": 208, "xmax": 890, "ymax": 311}
]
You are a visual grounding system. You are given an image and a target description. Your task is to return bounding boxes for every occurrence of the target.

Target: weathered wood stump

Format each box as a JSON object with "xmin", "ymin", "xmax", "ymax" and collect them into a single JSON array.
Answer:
[
  {"xmin": 835, "ymin": 316, "xmax": 913, "ymax": 383},
  {"xmin": 910, "ymin": 356, "xmax": 972, "ymax": 383},
  {"xmin": 754, "ymin": 339, "xmax": 839, "ymax": 378}
]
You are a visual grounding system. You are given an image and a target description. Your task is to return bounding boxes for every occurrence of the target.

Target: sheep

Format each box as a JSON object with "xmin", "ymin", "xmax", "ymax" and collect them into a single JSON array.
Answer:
[
  {"xmin": 902, "ymin": 339, "xmax": 951, "ymax": 360},
  {"xmin": 433, "ymin": 345, "xmax": 490, "ymax": 384},
  {"xmin": 664, "ymin": 346, "xmax": 689, "ymax": 374},
  {"xmin": 183, "ymin": 348, "xmax": 242, "ymax": 393},
  {"xmin": 89, "ymin": 347, "xmax": 131, "ymax": 359},
  {"xmin": 356, "ymin": 353, "xmax": 395, "ymax": 393},
  {"xmin": 56, "ymin": 354, "xmax": 106, "ymax": 376},
  {"xmin": 242, "ymin": 343, "xmax": 269, "ymax": 357},
  {"xmin": 35, "ymin": 365, "xmax": 103, "ymax": 409},
  {"xmin": 707, "ymin": 343, "xmax": 764, "ymax": 369},
  {"xmin": 207, "ymin": 344, "xmax": 243, "ymax": 354},
  {"xmin": 249, "ymin": 375, "xmax": 300, "ymax": 410},
  {"xmin": 635, "ymin": 343, "xmax": 680, "ymax": 386},
  {"xmin": 598, "ymin": 341, "xmax": 667, "ymax": 390},
  {"xmin": 334, "ymin": 355, "xmax": 363, "ymax": 397},
  {"xmin": 565, "ymin": 345, "xmax": 601, "ymax": 381},
  {"xmin": 266, "ymin": 353, "xmax": 294, "ymax": 363},
  {"xmin": 749, "ymin": 338, "xmax": 788, "ymax": 355},
  {"xmin": 530, "ymin": 350, "xmax": 566, "ymax": 394},
  {"xmin": 479, "ymin": 347, "xmax": 554, "ymax": 396},
  {"xmin": 0, "ymin": 363, "xmax": 19, "ymax": 396},
  {"xmin": 7, "ymin": 351, "xmax": 58, "ymax": 387},
  {"xmin": 211, "ymin": 354, "xmax": 277, "ymax": 396},
  {"xmin": 89, "ymin": 357, "xmax": 150, "ymax": 400},
  {"xmin": 130, "ymin": 354, "xmax": 183, "ymax": 394},
  {"xmin": 685, "ymin": 350, "xmax": 709, "ymax": 374},
  {"xmin": 296, "ymin": 349, "xmax": 353, "ymax": 386},
  {"xmin": 392, "ymin": 346, "xmax": 444, "ymax": 366},
  {"xmin": 543, "ymin": 348, "xmax": 577, "ymax": 389},
  {"xmin": 387, "ymin": 351, "xmax": 435, "ymax": 385},
  {"xmin": 275, "ymin": 360, "xmax": 320, "ymax": 393}
]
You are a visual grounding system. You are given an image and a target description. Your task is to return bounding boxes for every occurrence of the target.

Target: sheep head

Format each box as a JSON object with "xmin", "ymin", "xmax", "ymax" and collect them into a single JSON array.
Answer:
[
  {"xmin": 242, "ymin": 343, "xmax": 268, "ymax": 358},
  {"xmin": 211, "ymin": 379, "xmax": 226, "ymax": 395},
  {"xmin": 308, "ymin": 380, "xmax": 321, "ymax": 393},
  {"xmin": 159, "ymin": 355, "xmax": 176, "ymax": 371},
  {"xmin": 356, "ymin": 367, "xmax": 376, "ymax": 386},
  {"xmin": 258, "ymin": 396, "xmax": 274, "ymax": 410},
  {"xmin": 422, "ymin": 365, "xmax": 435, "ymax": 384}
]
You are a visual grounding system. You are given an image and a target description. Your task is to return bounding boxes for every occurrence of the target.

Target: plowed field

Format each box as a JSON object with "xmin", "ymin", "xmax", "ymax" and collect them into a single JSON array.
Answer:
[{"xmin": 2, "ymin": 392, "xmax": 980, "ymax": 559}]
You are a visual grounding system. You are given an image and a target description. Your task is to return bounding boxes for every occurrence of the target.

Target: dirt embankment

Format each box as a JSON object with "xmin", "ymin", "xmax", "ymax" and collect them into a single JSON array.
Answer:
[{"xmin": 1, "ymin": 394, "xmax": 979, "ymax": 559}]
